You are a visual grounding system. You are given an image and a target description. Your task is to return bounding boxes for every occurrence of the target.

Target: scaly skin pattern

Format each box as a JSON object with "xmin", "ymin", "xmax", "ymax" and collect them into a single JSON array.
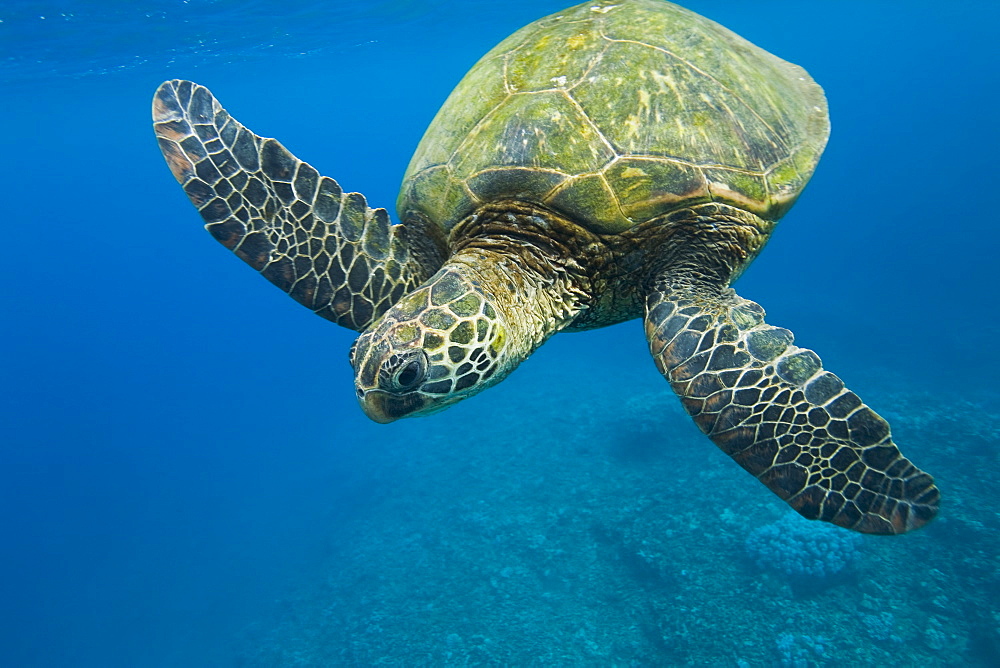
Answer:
[
  {"xmin": 353, "ymin": 202, "xmax": 592, "ymax": 422},
  {"xmin": 643, "ymin": 209, "xmax": 939, "ymax": 534},
  {"xmin": 152, "ymin": 80, "xmax": 446, "ymax": 331}
]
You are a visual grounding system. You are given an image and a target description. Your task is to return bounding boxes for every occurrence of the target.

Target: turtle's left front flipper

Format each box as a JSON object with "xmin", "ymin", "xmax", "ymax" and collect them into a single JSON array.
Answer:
[
  {"xmin": 152, "ymin": 79, "xmax": 446, "ymax": 332},
  {"xmin": 644, "ymin": 281, "xmax": 939, "ymax": 534}
]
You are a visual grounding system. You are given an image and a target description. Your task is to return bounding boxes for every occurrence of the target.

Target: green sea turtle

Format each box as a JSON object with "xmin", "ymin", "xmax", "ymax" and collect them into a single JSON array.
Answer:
[{"xmin": 152, "ymin": 0, "xmax": 938, "ymax": 534}]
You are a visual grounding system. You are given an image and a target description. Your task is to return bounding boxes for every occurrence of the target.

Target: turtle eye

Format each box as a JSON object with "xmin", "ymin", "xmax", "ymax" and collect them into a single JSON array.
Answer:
[
  {"xmin": 380, "ymin": 350, "xmax": 428, "ymax": 392},
  {"xmin": 348, "ymin": 340, "xmax": 359, "ymax": 368},
  {"xmin": 396, "ymin": 360, "xmax": 422, "ymax": 389}
]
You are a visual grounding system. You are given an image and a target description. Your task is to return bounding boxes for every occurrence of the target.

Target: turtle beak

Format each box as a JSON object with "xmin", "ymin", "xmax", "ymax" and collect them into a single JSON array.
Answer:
[{"xmin": 357, "ymin": 389, "xmax": 429, "ymax": 423}]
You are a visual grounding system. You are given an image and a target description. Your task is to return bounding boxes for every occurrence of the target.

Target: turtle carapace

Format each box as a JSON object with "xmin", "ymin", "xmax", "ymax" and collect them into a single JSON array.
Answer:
[{"xmin": 152, "ymin": 0, "xmax": 939, "ymax": 534}]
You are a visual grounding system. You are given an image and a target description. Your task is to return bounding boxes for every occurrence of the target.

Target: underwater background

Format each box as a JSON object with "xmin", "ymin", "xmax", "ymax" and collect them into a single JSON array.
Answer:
[{"xmin": 1, "ymin": 0, "xmax": 997, "ymax": 665}]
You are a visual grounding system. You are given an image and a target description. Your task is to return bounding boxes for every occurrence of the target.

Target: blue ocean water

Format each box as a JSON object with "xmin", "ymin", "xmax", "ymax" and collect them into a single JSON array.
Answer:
[{"xmin": 1, "ymin": 1, "xmax": 997, "ymax": 665}]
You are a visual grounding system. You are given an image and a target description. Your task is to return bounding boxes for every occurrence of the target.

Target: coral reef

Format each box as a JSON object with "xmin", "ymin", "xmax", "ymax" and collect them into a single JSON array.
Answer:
[
  {"xmin": 746, "ymin": 512, "xmax": 862, "ymax": 579},
  {"xmin": 232, "ymin": 366, "xmax": 1000, "ymax": 666},
  {"xmin": 775, "ymin": 632, "xmax": 830, "ymax": 668}
]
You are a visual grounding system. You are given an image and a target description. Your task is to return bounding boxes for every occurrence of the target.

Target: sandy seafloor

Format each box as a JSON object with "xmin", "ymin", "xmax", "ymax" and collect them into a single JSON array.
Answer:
[{"xmin": 0, "ymin": 1, "xmax": 997, "ymax": 666}]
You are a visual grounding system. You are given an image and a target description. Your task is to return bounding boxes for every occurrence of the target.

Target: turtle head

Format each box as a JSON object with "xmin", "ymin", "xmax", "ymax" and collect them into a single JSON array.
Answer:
[{"xmin": 350, "ymin": 268, "xmax": 510, "ymax": 423}]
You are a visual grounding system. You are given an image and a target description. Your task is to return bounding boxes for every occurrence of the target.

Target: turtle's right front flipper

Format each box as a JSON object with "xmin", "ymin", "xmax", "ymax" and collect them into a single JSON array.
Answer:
[
  {"xmin": 152, "ymin": 80, "xmax": 446, "ymax": 331},
  {"xmin": 644, "ymin": 279, "xmax": 939, "ymax": 535}
]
